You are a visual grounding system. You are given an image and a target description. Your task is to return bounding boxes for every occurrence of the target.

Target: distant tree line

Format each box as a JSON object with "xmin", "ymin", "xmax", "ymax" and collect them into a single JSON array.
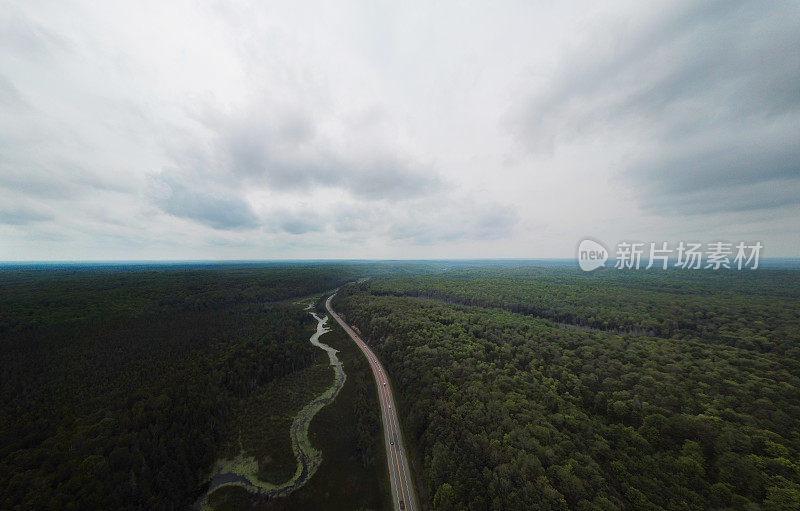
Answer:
[{"xmin": 360, "ymin": 267, "xmax": 800, "ymax": 355}]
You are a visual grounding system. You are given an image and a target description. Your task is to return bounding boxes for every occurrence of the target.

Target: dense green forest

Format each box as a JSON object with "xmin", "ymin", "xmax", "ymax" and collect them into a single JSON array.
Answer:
[
  {"xmin": 333, "ymin": 268, "xmax": 800, "ymax": 510},
  {"xmin": 0, "ymin": 264, "xmax": 390, "ymax": 510},
  {"xmin": 360, "ymin": 268, "xmax": 800, "ymax": 354},
  {"xmin": 3, "ymin": 263, "xmax": 799, "ymax": 510},
  {"xmin": 230, "ymin": 294, "xmax": 390, "ymax": 511}
]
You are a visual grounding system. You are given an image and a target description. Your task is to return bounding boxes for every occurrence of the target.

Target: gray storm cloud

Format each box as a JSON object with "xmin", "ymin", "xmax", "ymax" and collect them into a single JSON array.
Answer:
[
  {"xmin": 0, "ymin": 203, "xmax": 52, "ymax": 225},
  {"xmin": 215, "ymin": 107, "xmax": 443, "ymax": 201},
  {"xmin": 0, "ymin": 1, "xmax": 797, "ymax": 259},
  {"xmin": 515, "ymin": 0, "xmax": 800, "ymax": 217},
  {"xmin": 150, "ymin": 174, "xmax": 259, "ymax": 230}
]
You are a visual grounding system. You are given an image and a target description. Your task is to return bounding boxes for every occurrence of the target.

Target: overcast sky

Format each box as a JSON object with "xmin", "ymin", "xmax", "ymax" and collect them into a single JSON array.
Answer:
[{"xmin": 1, "ymin": 0, "xmax": 798, "ymax": 260}]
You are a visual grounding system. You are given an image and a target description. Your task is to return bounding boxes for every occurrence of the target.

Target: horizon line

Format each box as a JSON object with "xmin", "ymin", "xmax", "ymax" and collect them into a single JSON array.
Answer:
[{"xmin": 1, "ymin": 256, "xmax": 799, "ymax": 265}]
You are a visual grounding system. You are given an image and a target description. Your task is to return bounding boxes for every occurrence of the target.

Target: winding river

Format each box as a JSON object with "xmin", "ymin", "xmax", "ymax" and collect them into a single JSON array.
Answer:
[{"xmin": 199, "ymin": 308, "xmax": 346, "ymax": 509}]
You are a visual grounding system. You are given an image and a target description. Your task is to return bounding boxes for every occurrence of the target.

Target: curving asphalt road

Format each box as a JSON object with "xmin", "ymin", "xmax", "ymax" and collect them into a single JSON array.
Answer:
[{"xmin": 326, "ymin": 293, "xmax": 417, "ymax": 511}]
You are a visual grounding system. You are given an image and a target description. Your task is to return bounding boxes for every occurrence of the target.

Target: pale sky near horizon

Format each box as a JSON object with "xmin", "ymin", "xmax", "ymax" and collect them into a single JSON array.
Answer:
[{"xmin": 1, "ymin": 0, "xmax": 798, "ymax": 260}]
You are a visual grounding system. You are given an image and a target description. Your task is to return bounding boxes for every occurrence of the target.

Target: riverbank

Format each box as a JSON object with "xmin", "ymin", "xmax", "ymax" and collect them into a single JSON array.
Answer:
[
  {"xmin": 254, "ymin": 295, "xmax": 391, "ymax": 510},
  {"xmin": 199, "ymin": 310, "xmax": 346, "ymax": 509}
]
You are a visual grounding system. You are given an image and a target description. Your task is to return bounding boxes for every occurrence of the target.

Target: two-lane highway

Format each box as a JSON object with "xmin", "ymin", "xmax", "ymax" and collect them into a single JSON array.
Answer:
[{"xmin": 326, "ymin": 294, "xmax": 417, "ymax": 511}]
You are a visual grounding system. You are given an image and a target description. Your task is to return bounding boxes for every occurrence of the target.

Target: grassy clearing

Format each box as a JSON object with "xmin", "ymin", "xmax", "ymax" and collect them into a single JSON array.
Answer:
[
  {"xmin": 201, "ymin": 339, "xmax": 334, "ymax": 511},
  {"xmin": 206, "ymin": 299, "xmax": 389, "ymax": 510},
  {"xmin": 219, "ymin": 358, "xmax": 332, "ymax": 484},
  {"xmin": 254, "ymin": 300, "xmax": 391, "ymax": 510}
]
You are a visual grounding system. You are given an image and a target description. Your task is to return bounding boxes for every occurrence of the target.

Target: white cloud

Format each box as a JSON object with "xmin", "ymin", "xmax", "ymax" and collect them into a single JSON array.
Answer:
[{"xmin": 0, "ymin": 0, "xmax": 797, "ymax": 259}]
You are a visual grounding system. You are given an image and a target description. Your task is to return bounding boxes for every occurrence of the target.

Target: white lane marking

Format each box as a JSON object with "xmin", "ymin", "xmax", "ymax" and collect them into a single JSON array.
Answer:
[{"xmin": 326, "ymin": 296, "xmax": 415, "ymax": 511}]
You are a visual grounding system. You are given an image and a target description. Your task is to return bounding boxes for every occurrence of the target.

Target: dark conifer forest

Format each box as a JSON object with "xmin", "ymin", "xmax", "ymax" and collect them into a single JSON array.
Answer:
[
  {"xmin": 1, "ymin": 263, "xmax": 799, "ymax": 510},
  {"xmin": 0, "ymin": 264, "xmax": 372, "ymax": 509}
]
